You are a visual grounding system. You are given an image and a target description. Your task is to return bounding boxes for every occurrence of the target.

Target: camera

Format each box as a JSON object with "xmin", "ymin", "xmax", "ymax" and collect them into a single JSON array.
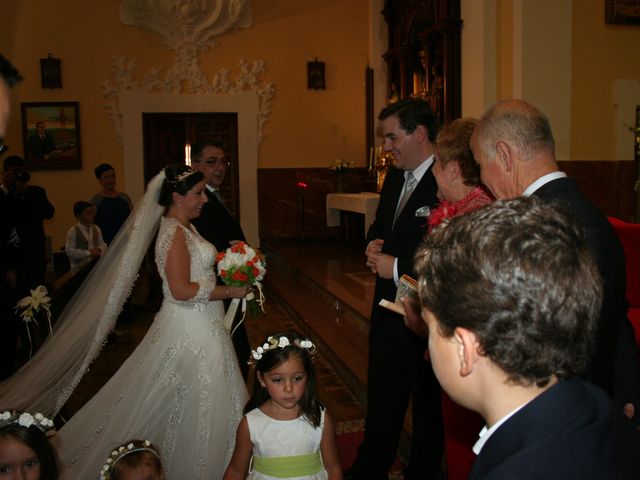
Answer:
[{"xmin": 15, "ymin": 171, "xmax": 31, "ymax": 183}]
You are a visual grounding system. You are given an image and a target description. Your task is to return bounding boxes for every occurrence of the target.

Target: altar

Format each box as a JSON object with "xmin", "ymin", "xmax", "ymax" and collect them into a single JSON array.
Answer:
[{"xmin": 326, "ymin": 192, "xmax": 380, "ymax": 238}]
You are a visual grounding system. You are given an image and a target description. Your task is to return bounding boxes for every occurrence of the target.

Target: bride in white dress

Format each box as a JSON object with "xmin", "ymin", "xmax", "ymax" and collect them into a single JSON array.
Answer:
[{"xmin": 49, "ymin": 164, "xmax": 249, "ymax": 478}]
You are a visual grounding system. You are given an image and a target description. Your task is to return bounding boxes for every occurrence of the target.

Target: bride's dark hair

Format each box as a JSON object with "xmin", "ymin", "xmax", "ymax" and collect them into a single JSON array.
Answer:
[{"xmin": 158, "ymin": 163, "xmax": 204, "ymax": 207}]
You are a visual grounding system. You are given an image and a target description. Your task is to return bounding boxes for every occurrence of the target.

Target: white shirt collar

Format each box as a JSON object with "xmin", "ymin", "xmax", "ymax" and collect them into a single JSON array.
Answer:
[
  {"xmin": 408, "ymin": 154, "xmax": 434, "ymax": 183},
  {"xmin": 472, "ymin": 402, "xmax": 528, "ymax": 455},
  {"xmin": 522, "ymin": 171, "xmax": 567, "ymax": 197}
]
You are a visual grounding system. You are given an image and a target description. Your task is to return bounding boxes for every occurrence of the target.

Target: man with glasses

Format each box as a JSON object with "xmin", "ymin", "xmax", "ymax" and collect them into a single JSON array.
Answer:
[
  {"xmin": 0, "ymin": 55, "xmax": 23, "ymax": 378},
  {"xmin": 191, "ymin": 139, "xmax": 251, "ymax": 379}
]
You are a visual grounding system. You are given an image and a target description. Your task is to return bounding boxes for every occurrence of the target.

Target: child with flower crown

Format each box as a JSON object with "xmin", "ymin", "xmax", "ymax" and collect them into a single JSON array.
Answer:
[
  {"xmin": 0, "ymin": 409, "xmax": 59, "ymax": 479},
  {"xmin": 98, "ymin": 439, "xmax": 164, "ymax": 480},
  {"xmin": 224, "ymin": 332, "xmax": 342, "ymax": 480}
]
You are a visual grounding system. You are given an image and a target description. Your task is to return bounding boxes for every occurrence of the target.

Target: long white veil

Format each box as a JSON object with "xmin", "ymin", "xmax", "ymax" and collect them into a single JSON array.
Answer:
[{"xmin": 0, "ymin": 171, "xmax": 166, "ymax": 416}]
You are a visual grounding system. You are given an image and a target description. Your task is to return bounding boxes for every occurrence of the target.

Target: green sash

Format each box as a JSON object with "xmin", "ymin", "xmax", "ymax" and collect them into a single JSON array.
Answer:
[{"xmin": 252, "ymin": 452, "xmax": 322, "ymax": 478}]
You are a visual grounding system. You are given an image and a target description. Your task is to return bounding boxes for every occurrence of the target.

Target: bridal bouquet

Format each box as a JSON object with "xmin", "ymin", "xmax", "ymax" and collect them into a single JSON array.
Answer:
[
  {"xmin": 15, "ymin": 285, "xmax": 53, "ymax": 357},
  {"xmin": 216, "ymin": 242, "xmax": 266, "ymax": 333}
]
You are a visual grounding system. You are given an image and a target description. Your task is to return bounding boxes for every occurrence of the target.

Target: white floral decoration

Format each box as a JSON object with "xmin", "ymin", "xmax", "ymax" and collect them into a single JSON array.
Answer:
[
  {"xmin": 0, "ymin": 410, "xmax": 55, "ymax": 434},
  {"xmin": 249, "ymin": 335, "xmax": 316, "ymax": 363},
  {"xmin": 100, "ymin": 439, "xmax": 158, "ymax": 480}
]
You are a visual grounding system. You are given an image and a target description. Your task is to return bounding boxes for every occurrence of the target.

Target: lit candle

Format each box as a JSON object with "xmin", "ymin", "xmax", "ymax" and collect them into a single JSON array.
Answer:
[{"xmin": 185, "ymin": 141, "xmax": 191, "ymax": 166}]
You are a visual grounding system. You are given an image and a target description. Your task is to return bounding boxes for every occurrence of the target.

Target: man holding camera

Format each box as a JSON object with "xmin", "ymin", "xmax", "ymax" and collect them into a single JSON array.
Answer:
[{"xmin": 2, "ymin": 155, "xmax": 55, "ymax": 294}]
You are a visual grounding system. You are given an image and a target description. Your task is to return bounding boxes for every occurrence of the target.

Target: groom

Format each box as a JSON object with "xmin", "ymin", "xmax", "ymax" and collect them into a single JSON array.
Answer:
[
  {"xmin": 349, "ymin": 98, "xmax": 442, "ymax": 479},
  {"xmin": 191, "ymin": 140, "xmax": 251, "ymax": 379}
]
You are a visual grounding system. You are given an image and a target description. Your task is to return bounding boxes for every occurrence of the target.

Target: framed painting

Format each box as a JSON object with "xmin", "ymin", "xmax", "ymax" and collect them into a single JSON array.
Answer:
[
  {"xmin": 606, "ymin": 0, "xmax": 640, "ymax": 25},
  {"xmin": 21, "ymin": 101, "xmax": 82, "ymax": 170}
]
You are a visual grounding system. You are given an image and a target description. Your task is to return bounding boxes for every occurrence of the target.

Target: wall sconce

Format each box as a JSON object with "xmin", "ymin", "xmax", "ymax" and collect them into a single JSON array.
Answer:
[
  {"xmin": 307, "ymin": 57, "xmax": 325, "ymax": 90},
  {"xmin": 40, "ymin": 53, "xmax": 62, "ymax": 89}
]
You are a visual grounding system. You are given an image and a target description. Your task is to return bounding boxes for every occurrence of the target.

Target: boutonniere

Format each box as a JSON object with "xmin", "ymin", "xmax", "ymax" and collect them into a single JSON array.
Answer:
[{"xmin": 415, "ymin": 206, "xmax": 431, "ymax": 218}]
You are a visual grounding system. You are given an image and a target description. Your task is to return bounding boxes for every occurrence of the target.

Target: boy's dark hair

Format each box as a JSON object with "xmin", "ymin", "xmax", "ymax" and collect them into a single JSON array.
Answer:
[
  {"xmin": 73, "ymin": 200, "xmax": 94, "ymax": 217},
  {"xmin": 415, "ymin": 196, "xmax": 602, "ymax": 388},
  {"xmin": 245, "ymin": 331, "xmax": 323, "ymax": 428},
  {"xmin": 0, "ymin": 55, "xmax": 24, "ymax": 88},
  {"xmin": 378, "ymin": 97, "xmax": 439, "ymax": 143},
  {"xmin": 0, "ymin": 424, "xmax": 60, "ymax": 480},
  {"xmin": 94, "ymin": 163, "xmax": 115, "ymax": 179},
  {"xmin": 157, "ymin": 163, "xmax": 204, "ymax": 207}
]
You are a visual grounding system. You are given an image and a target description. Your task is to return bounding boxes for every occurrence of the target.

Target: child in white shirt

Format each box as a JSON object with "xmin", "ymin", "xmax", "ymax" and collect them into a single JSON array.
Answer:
[{"xmin": 65, "ymin": 200, "xmax": 106, "ymax": 269}]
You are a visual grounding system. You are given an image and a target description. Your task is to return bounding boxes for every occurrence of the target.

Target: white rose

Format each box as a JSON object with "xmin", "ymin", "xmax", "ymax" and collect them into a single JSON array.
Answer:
[
  {"xmin": 18, "ymin": 413, "xmax": 34, "ymax": 428},
  {"xmin": 278, "ymin": 337, "xmax": 290, "ymax": 348}
]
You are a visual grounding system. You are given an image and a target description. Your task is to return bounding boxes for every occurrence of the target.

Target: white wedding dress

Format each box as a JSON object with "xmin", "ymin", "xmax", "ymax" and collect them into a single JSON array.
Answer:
[{"xmin": 55, "ymin": 216, "xmax": 247, "ymax": 479}]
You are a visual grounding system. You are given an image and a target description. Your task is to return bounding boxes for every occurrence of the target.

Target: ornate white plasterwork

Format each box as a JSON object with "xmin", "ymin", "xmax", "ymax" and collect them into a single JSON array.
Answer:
[
  {"xmin": 102, "ymin": 57, "xmax": 274, "ymax": 145},
  {"xmin": 105, "ymin": 0, "xmax": 274, "ymax": 145}
]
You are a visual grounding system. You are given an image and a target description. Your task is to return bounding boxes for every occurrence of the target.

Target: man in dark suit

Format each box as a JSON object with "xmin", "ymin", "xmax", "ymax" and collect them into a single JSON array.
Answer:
[
  {"xmin": 190, "ymin": 140, "xmax": 251, "ymax": 379},
  {"xmin": 348, "ymin": 99, "xmax": 442, "ymax": 480},
  {"xmin": 415, "ymin": 197, "xmax": 640, "ymax": 479},
  {"xmin": 28, "ymin": 121, "xmax": 56, "ymax": 160},
  {"xmin": 470, "ymin": 99, "xmax": 640, "ymax": 423},
  {"xmin": 2, "ymin": 155, "xmax": 54, "ymax": 293}
]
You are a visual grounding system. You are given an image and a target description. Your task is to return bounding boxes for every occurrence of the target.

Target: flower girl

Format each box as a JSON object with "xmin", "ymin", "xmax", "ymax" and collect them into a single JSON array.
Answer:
[
  {"xmin": 224, "ymin": 332, "xmax": 342, "ymax": 480},
  {"xmin": 98, "ymin": 439, "xmax": 164, "ymax": 480},
  {"xmin": 0, "ymin": 409, "xmax": 59, "ymax": 480}
]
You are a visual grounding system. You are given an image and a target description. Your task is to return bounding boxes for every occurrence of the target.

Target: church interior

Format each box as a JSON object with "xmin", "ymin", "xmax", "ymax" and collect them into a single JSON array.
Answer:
[{"xmin": 2, "ymin": 0, "xmax": 640, "ymax": 478}]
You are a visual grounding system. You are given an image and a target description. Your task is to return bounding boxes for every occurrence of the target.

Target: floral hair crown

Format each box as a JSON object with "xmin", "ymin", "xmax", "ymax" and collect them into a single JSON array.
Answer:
[
  {"xmin": 100, "ymin": 439, "xmax": 161, "ymax": 480},
  {"xmin": 249, "ymin": 335, "xmax": 316, "ymax": 364},
  {"xmin": 0, "ymin": 410, "xmax": 55, "ymax": 436}
]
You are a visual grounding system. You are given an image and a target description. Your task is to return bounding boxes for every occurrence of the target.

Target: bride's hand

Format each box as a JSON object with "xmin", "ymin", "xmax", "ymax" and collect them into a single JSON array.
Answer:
[{"xmin": 227, "ymin": 286, "xmax": 250, "ymax": 299}]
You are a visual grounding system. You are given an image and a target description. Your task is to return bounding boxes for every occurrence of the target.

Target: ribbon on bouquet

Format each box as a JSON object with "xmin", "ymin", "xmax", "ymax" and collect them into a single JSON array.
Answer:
[{"xmin": 222, "ymin": 281, "xmax": 266, "ymax": 336}]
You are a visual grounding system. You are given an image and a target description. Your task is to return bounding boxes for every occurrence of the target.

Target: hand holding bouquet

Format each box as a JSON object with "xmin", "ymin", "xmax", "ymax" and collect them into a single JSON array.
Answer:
[{"xmin": 216, "ymin": 242, "xmax": 266, "ymax": 333}]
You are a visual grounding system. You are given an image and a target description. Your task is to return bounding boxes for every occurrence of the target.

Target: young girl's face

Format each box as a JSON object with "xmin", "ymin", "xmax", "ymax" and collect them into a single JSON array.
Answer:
[
  {"xmin": 259, "ymin": 354, "xmax": 308, "ymax": 414},
  {"xmin": 0, "ymin": 436, "xmax": 41, "ymax": 480},
  {"xmin": 116, "ymin": 463, "xmax": 163, "ymax": 480}
]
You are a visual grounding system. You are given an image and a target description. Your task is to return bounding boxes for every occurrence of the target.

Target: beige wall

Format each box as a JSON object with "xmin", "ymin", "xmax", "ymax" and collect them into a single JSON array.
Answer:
[
  {"xmin": 3, "ymin": 0, "xmax": 640, "ymax": 247},
  {"xmin": 462, "ymin": 0, "xmax": 640, "ymax": 162},
  {"xmin": 2, "ymin": 0, "xmax": 369, "ymax": 248},
  {"xmin": 572, "ymin": 0, "xmax": 640, "ymax": 160}
]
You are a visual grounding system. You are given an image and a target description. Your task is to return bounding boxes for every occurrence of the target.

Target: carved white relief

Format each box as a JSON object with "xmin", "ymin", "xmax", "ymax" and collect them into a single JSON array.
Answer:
[
  {"xmin": 106, "ymin": 1, "xmax": 273, "ymax": 145},
  {"xmin": 102, "ymin": 57, "xmax": 274, "ymax": 145}
]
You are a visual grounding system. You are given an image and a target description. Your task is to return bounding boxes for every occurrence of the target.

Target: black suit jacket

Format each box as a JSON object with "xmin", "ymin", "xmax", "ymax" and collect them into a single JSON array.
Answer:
[
  {"xmin": 469, "ymin": 379, "xmax": 640, "ymax": 479},
  {"xmin": 533, "ymin": 177, "xmax": 637, "ymax": 404},
  {"xmin": 192, "ymin": 188, "xmax": 245, "ymax": 253},
  {"xmin": 366, "ymin": 165, "xmax": 439, "ymax": 308},
  {"xmin": 28, "ymin": 133, "xmax": 55, "ymax": 160}
]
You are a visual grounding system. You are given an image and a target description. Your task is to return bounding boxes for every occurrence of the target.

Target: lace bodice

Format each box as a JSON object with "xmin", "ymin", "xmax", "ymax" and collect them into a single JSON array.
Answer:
[{"xmin": 156, "ymin": 216, "xmax": 217, "ymax": 306}]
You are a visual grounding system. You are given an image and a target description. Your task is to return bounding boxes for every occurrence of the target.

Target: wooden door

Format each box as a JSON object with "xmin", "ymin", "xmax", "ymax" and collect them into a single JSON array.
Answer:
[{"xmin": 142, "ymin": 113, "xmax": 240, "ymax": 218}]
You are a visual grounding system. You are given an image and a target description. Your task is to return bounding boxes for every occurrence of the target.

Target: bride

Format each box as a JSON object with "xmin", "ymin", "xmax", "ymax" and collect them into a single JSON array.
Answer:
[{"xmin": 1, "ymin": 164, "xmax": 248, "ymax": 478}]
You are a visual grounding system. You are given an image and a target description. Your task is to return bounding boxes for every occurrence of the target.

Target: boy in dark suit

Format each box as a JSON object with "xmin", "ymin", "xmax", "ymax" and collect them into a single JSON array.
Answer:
[{"xmin": 415, "ymin": 197, "xmax": 640, "ymax": 479}]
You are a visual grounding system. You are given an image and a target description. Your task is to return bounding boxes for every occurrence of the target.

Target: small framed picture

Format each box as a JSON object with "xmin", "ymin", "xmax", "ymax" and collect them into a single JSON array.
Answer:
[
  {"xmin": 307, "ymin": 59, "xmax": 326, "ymax": 90},
  {"xmin": 21, "ymin": 102, "xmax": 82, "ymax": 170},
  {"xmin": 40, "ymin": 55, "xmax": 62, "ymax": 88},
  {"xmin": 605, "ymin": 0, "xmax": 640, "ymax": 25}
]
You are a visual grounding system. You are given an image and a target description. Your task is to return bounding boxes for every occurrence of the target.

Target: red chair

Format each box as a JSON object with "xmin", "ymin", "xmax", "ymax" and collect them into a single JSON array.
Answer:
[{"xmin": 608, "ymin": 217, "xmax": 640, "ymax": 346}]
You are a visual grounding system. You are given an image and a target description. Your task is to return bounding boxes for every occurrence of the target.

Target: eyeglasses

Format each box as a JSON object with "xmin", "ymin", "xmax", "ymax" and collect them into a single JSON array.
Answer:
[{"xmin": 192, "ymin": 157, "xmax": 230, "ymax": 167}]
